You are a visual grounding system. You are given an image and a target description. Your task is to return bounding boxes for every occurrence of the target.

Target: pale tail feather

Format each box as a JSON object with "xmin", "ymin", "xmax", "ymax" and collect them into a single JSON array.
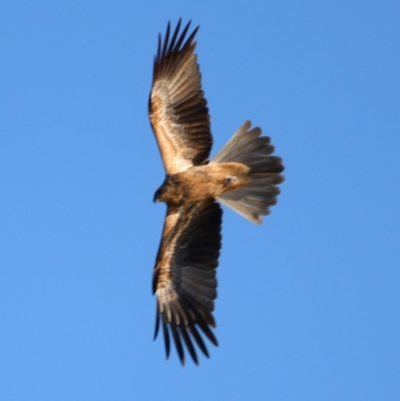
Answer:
[{"xmin": 211, "ymin": 121, "xmax": 284, "ymax": 224}]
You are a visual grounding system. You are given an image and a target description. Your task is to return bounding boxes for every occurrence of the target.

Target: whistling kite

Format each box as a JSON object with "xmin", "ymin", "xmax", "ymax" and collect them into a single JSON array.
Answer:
[{"xmin": 149, "ymin": 20, "xmax": 284, "ymax": 365}]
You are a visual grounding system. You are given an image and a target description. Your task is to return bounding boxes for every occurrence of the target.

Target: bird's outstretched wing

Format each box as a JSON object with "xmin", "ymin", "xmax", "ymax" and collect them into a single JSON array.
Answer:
[
  {"xmin": 149, "ymin": 20, "xmax": 212, "ymax": 175},
  {"xmin": 153, "ymin": 201, "xmax": 222, "ymax": 365}
]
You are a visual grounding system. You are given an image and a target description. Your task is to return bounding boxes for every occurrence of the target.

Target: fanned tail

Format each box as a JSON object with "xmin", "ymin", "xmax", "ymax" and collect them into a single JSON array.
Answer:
[{"xmin": 211, "ymin": 121, "xmax": 284, "ymax": 224}]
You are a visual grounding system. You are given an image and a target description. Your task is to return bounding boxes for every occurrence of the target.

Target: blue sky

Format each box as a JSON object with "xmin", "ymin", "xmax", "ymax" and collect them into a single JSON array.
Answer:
[{"xmin": 1, "ymin": 1, "xmax": 399, "ymax": 400}]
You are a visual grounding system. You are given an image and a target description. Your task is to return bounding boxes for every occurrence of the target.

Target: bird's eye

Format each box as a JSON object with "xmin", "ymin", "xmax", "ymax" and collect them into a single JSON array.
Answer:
[{"xmin": 223, "ymin": 177, "xmax": 234, "ymax": 187}]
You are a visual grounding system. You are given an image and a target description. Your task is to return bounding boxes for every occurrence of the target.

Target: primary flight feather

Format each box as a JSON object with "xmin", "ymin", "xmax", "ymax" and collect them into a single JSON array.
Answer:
[{"xmin": 149, "ymin": 19, "xmax": 284, "ymax": 365}]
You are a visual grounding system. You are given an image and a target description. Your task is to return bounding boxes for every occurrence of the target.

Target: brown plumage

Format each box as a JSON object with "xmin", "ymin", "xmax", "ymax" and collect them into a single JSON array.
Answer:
[{"xmin": 149, "ymin": 19, "xmax": 285, "ymax": 365}]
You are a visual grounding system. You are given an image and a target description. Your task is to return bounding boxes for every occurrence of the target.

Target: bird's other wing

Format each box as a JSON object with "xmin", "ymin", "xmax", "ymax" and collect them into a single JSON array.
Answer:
[
  {"xmin": 152, "ymin": 201, "xmax": 222, "ymax": 365},
  {"xmin": 149, "ymin": 19, "xmax": 213, "ymax": 175}
]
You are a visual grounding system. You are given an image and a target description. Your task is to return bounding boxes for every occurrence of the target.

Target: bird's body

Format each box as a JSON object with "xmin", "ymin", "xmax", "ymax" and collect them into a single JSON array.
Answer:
[
  {"xmin": 154, "ymin": 162, "xmax": 250, "ymax": 206},
  {"xmin": 148, "ymin": 19, "xmax": 284, "ymax": 365}
]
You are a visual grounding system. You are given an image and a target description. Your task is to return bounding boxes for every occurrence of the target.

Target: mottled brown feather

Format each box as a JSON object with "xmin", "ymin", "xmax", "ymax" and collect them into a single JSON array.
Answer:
[{"xmin": 149, "ymin": 19, "xmax": 212, "ymax": 175}]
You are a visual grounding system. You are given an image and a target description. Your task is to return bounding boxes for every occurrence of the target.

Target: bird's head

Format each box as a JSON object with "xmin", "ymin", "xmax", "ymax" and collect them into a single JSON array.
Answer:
[
  {"xmin": 153, "ymin": 177, "xmax": 172, "ymax": 203},
  {"xmin": 153, "ymin": 176, "xmax": 182, "ymax": 205},
  {"xmin": 153, "ymin": 185, "xmax": 164, "ymax": 203}
]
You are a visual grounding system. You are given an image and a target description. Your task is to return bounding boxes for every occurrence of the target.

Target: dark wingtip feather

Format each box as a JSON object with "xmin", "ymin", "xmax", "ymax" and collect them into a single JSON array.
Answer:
[
  {"xmin": 157, "ymin": 33, "xmax": 162, "ymax": 64},
  {"xmin": 154, "ymin": 302, "xmax": 160, "ymax": 340},
  {"xmin": 174, "ymin": 20, "xmax": 192, "ymax": 51},
  {"xmin": 161, "ymin": 21, "xmax": 171, "ymax": 58},
  {"xmin": 167, "ymin": 18, "xmax": 182, "ymax": 55},
  {"xmin": 197, "ymin": 318, "xmax": 218, "ymax": 346},
  {"xmin": 171, "ymin": 325, "xmax": 185, "ymax": 366},
  {"xmin": 183, "ymin": 25, "xmax": 199, "ymax": 52},
  {"xmin": 162, "ymin": 320, "xmax": 171, "ymax": 359},
  {"xmin": 179, "ymin": 326, "xmax": 199, "ymax": 365},
  {"xmin": 187, "ymin": 324, "xmax": 210, "ymax": 358},
  {"xmin": 155, "ymin": 19, "xmax": 198, "ymax": 64}
]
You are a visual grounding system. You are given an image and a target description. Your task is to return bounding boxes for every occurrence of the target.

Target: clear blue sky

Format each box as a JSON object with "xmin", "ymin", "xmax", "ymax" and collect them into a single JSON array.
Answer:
[{"xmin": 1, "ymin": 1, "xmax": 399, "ymax": 400}]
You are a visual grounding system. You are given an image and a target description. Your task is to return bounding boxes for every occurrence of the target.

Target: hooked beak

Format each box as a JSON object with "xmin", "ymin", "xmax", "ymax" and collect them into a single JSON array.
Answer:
[{"xmin": 153, "ymin": 189, "xmax": 161, "ymax": 203}]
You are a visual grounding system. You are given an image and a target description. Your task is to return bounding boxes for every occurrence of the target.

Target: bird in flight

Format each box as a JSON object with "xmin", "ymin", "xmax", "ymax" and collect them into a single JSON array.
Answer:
[{"xmin": 149, "ymin": 19, "xmax": 284, "ymax": 365}]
